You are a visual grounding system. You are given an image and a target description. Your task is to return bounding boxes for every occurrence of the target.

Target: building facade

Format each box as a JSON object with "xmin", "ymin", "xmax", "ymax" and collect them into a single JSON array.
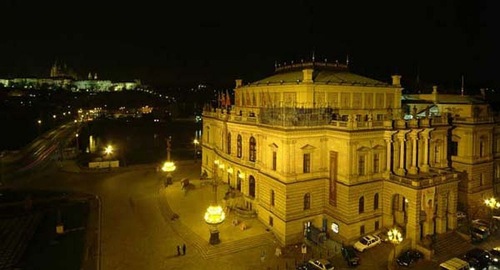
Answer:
[{"xmin": 201, "ymin": 61, "xmax": 493, "ymax": 248}]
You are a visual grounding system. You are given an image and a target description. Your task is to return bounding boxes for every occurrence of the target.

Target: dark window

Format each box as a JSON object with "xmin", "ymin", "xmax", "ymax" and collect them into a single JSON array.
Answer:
[
  {"xmin": 237, "ymin": 135, "xmax": 242, "ymax": 158},
  {"xmin": 373, "ymin": 153, "xmax": 380, "ymax": 173},
  {"xmin": 358, "ymin": 155, "xmax": 365, "ymax": 175},
  {"xmin": 272, "ymin": 151, "xmax": 277, "ymax": 171},
  {"xmin": 374, "ymin": 193, "xmax": 379, "ymax": 210},
  {"xmin": 249, "ymin": 176, "xmax": 255, "ymax": 198},
  {"xmin": 375, "ymin": 221, "xmax": 379, "ymax": 230},
  {"xmin": 227, "ymin": 133, "xmax": 231, "ymax": 155},
  {"xmin": 304, "ymin": 193, "xmax": 311, "ymax": 210},
  {"xmin": 269, "ymin": 216, "xmax": 274, "ymax": 227},
  {"xmin": 249, "ymin": 136, "xmax": 256, "ymax": 162},
  {"xmin": 359, "ymin": 196, "xmax": 365, "ymax": 213},
  {"xmin": 270, "ymin": 190, "xmax": 275, "ymax": 206},
  {"xmin": 303, "ymin": 153, "xmax": 311, "ymax": 173},
  {"xmin": 360, "ymin": 225, "xmax": 365, "ymax": 235},
  {"xmin": 450, "ymin": 141, "xmax": 458, "ymax": 156}
]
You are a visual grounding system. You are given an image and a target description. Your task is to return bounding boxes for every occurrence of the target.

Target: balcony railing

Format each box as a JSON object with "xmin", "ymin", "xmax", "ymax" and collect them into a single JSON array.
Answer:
[
  {"xmin": 389, "ymin": 170, "xmax": 460, "ymax": 189},
  {"xmin": 203, "ymin": 107, "xmax": 451, "ymax": 130}
]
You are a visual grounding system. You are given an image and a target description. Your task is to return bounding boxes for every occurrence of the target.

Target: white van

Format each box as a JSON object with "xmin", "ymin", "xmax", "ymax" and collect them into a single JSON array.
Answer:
[{"xmin": 439, "ymin": 257, "xmax": 470, "ymax": 270}]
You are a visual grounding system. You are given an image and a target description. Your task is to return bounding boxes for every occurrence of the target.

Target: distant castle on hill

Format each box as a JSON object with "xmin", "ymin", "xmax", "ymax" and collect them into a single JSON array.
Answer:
[{"xmin": 0, "ymin": 61, "xmax": 142, "ymax": 92}]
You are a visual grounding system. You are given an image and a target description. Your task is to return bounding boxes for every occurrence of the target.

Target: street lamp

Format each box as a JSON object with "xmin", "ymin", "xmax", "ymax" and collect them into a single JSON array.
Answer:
[
  {"xmin": 484, "ymin": 197, "xmax": 500, "ymax": 231},
  {"xmin": 193, "ymin": 139, "xmax": 199, "ymax": 163},
  {"xmin": 204, "ymin": 159, "xmax": 225, "ymax": 245},
  {"xmin": 162, "ymin": 136, "xmax": 175, "ymax": 186},
  {"xmin": 388, "ymin": 228, "xmax": 403, "ymax": 266},
  {"xmin": 75, "ymin": 133, "xmax": 79, "ymax": 153},
  {"xmin": 104, "ymin": 145, "xmax": 113, "ymax": 156}
]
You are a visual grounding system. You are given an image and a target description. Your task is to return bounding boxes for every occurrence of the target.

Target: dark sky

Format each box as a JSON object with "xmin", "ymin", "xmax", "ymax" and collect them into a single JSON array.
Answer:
[{"xmin": 0, "ymin": 0, "xmax": 497, "ymax": 91}]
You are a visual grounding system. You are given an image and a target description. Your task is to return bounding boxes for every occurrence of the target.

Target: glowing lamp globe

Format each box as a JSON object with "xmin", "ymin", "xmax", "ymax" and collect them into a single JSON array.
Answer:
[
  {"xmin": 204, "ymin": 205, "xmax": 226, "ymax": 225},
  {"xmin": 161, "ymin": 161, "xmax": 176, "ymax": 173}
]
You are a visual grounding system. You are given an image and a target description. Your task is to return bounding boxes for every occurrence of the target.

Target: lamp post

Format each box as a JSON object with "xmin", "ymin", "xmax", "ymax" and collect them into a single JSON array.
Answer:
[
  {"xmin": 75, "ymin": 133, "xmax": 79, "ymax": 153},
  {"xmin": 204, "ymin": 159, "xmax": 225, "ymax": 245},
  {"xmin": 104, "ymin": 145, "xmax": 113, "ymax": 170},
  {"xmin": 162, "ymin": 136, "xmax": 175, "ymax": 186},
  {"xmin": 193, "ymin": 139, "xmax": 199, "ymax": 163},
  {"xmin": 484, "ymin": 197, "xmax": 500, "ymax": 231},
  {"xmin": 37, "ymin": 119, "xmax": 42, "ymax": 135},
  {"xmin": 388, "ymin": 228, "xmax": 403, "ymax": 267}
]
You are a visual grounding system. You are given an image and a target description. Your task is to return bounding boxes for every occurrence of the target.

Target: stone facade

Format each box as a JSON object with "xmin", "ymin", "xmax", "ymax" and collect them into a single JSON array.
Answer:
[{"xmin": 201, "ymin": 61, "xmax": 493, "ymax": 247}]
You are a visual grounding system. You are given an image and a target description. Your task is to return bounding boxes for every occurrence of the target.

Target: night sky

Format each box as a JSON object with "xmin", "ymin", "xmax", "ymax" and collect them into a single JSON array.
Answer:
[{"xmin": 0, "ymin": 0, "xmax": 497, "ymax": 92}]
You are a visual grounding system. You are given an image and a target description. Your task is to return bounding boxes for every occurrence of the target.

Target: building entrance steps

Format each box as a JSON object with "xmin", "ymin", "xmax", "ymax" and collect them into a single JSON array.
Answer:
[
  {"xmin": 157, "ymin": 162, "xmax": 278, "ymax": 260},
  {"xmin": 432, "ymin": 231, "xmax": 473, "ymax": 262}
]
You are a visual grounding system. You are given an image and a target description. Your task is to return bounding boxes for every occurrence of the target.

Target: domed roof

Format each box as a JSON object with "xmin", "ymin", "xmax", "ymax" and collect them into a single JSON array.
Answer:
[{"xmin": 248, "ymin": 61, "xmax": 388, "ymax": 87}]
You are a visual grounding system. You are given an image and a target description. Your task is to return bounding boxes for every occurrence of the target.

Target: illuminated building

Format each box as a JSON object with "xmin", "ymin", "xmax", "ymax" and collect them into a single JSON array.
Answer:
[{"xmin": 201, "ymin": 60, "xmax": 496, "ymax": 249}]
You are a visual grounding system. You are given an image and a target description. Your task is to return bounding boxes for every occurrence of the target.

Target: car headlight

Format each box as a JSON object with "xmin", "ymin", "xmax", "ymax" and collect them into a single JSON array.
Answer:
[{"xmin": 495, "ymin": 258, "xmax": 499, "ymax": 262}]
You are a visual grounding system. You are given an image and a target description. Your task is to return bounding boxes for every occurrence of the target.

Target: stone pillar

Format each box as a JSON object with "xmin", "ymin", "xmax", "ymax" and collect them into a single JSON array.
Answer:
[
  {"xmin": 409, "ymin": 130, "xmax": 421, "ymax": 175},
  {"xmin": 384, "ymin": 131, "xmax": 396, "ymax": 175},
  {"xmin": 420, "ymin": 129, "xmax": 433, "ymax": 173},
  {"xmin": 396, "ymin": 131, "xmax": 408, "ymax": 175}
]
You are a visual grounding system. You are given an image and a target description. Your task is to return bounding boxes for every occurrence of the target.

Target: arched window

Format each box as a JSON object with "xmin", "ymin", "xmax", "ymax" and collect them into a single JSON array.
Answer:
[
  {"xmin": 227, "ymin": 133, "xmax": 231, "ymax": 155},
  {"xmin": 237, "ymin": 135, "xmax": 242, "ymax": 158},
  {"xmin": 374, "ymin": 193, "xmax": 379, "ymax": 210},
  {"xmin": 249, "ymin": 136, "xmax": 256, "ymax": 162},
  {"xmin": 304, "ymin": 193, "xmax": 311, "ymax": 210},
  {"xmin": 270, "ymin": 190, "xmax": 275, "ymax": 206},
  {"xmin": 249, "ymin": 176, "xmax": 255, "ymax": 198},
  {"xmin": 359, "ymin": 196, "xmax": 365, "ymax": 213}
]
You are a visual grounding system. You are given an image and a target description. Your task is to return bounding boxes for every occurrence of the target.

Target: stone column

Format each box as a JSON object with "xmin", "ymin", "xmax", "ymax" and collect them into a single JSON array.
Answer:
[
  {"xmin": 384, "ymin": 131, "xmax": 397, "ymax": 176},
  {"xmin": 420, "ymin": 129, "xmax": 433, "ymax": 173},
  {"xmin": 408, "ymin": 130, "xmax": 421, "ymax": 175},
  {"xmin": 396, "ymin": 131, "xmax": 409, "ymax": 175},
  {"xmin": 406, "ymin": 194, "xmax": 421, "ymax": 249},
  {"xmin": 435, "ymin": 194, "xmax": 447, "ymax": 234}
]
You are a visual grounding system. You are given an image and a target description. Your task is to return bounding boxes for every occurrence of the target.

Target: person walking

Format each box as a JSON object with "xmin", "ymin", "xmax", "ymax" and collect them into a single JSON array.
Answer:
[
  {"xmin": 182, "ymin": 243, "xmax": 186, "ymax": 255},
  {"xmin": 177, "ymin": 245, "xmax": 181, "ymax": 256}
]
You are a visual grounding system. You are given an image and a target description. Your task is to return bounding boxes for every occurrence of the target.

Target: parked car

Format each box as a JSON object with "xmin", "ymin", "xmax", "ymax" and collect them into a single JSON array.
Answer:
[
  {"xmin": 396, "ymin": 249, "xmax": 423, "ymax": 267},
  {"xmin": 489, "ymin": 247, "xmax": 500, "ymax": 264},
  {"xmin": 353, "ymin": 234, "xmax": 381, "ymax": 252},
  {"xmin": 307, "ymin": 259, "xmax": 334, "ymax": 270},
  {"xmin": 341, "ymin": 245, "xmax": 360, "ymax": 267},
  {"xmin": 470, "ymin": 225, "xmax": 490, "ymax": 242},
  {"xmin": 472, "ymin": 219, "xmax": 490, "ymax": 227},
  {"xmin": 463, "ymin": 248, "xmax": 491, "ymax": 270}
]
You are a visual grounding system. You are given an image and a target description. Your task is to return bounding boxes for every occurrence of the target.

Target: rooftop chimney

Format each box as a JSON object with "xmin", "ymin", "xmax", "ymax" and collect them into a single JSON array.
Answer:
[
  {"xmin": 235, "ymin": 79, "xmax": 242, "ymax": 88},
  {"xmin": 391, "ymin": 75, "xmax": 402, "ymax": 87},
  {"xmin": 303, "ymin": 69, "xmax": 313, "ymax": 83}
]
